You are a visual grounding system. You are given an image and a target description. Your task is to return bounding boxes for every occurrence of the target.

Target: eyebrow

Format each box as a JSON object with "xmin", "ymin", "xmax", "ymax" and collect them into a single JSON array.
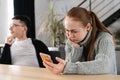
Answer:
[{"xmin": 65, "ymin": 28, "xmax": 79, "ymax": 30}]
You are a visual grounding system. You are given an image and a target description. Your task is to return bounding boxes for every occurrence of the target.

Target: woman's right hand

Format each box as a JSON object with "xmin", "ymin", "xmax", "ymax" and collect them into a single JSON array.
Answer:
[{"xmin": 43, "ymin": 57, "xmax": 66, "ymax": 74}]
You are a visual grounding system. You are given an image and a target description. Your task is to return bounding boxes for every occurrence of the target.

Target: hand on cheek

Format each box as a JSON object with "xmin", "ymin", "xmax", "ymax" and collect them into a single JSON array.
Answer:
[
  {"xmin": 6, "ymin": 35, "xmax": 15, "ymax": 45},
  {"xmin": 68, "ymin": 39, "xmax": 80, "ymax": 48}
]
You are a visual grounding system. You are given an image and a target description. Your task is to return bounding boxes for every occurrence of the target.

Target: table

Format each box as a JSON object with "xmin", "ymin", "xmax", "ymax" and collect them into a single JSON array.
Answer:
[{"xmin": 0, "ymin": 64, "xmax": 120, "ymax": 80}]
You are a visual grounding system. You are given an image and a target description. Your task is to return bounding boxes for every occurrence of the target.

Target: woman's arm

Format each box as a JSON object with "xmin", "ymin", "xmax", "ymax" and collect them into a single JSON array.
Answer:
[{"xmin": 63, "ymin": 33, "xmax": 117, "ymax": 74}]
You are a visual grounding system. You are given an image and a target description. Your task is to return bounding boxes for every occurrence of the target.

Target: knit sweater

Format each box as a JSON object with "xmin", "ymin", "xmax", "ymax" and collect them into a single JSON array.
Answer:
[{"xmin": 63, "ymin": 32, "xmax": 117, "ymax": 74}]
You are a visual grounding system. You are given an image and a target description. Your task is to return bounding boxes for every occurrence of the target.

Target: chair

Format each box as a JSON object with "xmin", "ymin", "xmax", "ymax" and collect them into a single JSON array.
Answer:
[
  {"xmin": 50, "ymin": 51, "xmax": 60, "ymax": 64},
  {"xmin": 116, "ymin": 50, "xmax": 120, "ymax": 75},
  {"xmin": 49, "ymin": 47, "xmax": 60, "ymax": 64},
  {"xmin": 59, "ymin": 46, "xmax": 66, "ymax": 60}
]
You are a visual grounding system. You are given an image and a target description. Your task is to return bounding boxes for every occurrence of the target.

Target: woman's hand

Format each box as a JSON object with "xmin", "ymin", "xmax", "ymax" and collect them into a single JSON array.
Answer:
[
  {"xmin": 43, "ymin": 57, "xmax": 67, "ymax": 74},
  {"xmin": 68, "ymin": 39, "xmax": 80, "ymax": 48}
]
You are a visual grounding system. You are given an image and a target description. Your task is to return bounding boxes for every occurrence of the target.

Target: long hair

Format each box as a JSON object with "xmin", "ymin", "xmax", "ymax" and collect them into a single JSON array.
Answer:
[{"xmin": 66, "ymin": 7, "xmax": 112, "ymax": 61}]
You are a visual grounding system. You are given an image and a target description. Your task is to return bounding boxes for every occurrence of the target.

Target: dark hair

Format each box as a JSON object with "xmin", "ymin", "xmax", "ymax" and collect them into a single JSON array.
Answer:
[
  {"xmin": 66, "ymin": 7, "xmax": 113, "ymax": 61},
  {"xmin": 12, "ymin": 15, "xmax": 31, "ymax": 30}
]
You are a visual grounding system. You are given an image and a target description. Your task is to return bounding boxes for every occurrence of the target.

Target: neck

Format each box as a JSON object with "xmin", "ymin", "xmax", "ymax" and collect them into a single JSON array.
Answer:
[{"xmin": 15, "ymin": 36, "xmax": 28, "ymax": 41}]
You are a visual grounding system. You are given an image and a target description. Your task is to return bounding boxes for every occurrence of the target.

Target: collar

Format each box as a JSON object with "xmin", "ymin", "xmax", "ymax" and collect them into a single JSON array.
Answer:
[{"xmin": 80, "ymin": 27, "xmax": 92, "ymax": 46}]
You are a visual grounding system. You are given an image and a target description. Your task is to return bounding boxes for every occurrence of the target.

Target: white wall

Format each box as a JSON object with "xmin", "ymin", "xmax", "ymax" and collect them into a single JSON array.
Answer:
[
  {"xmin": 0, "ymin": 0, "xmax": 8, "ymax": 44},
  {"xmin": 35, "ymin": 0, "xmax": 72, "ymax": 47},
  {"xmin": 1, "ymin": 0, "xmax": 118, "ymax": 46},
  {"xmin": 35, "ymin": 0, "xmax": 50, "ymax": 46},
  {"xmin": 0, "ymin": 0, "xmax": 13, "ymax": 44}
]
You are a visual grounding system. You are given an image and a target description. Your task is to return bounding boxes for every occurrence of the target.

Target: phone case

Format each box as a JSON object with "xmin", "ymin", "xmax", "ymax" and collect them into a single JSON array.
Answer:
[{"xmin": 40, "ymin": 53, "xmax": 52, "ymax": 62}]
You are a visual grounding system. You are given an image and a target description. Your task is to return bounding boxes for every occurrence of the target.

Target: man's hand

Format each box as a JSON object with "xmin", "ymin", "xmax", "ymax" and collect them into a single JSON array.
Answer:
[{"xmin": 6, "ymin": 35, "xmax": 14, "ymax": 45}]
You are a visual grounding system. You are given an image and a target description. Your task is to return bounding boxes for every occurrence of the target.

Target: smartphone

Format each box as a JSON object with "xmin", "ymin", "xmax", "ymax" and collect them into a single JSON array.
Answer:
[{"xmin": 40, "ymin": 53, "xmax": 52, "ymax": 62}]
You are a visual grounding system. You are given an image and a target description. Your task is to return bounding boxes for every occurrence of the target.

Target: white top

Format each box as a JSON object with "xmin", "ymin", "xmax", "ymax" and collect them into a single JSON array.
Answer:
[{"xmin": 11, "ymin": 38, "xmax": 39, "ymax": 67}]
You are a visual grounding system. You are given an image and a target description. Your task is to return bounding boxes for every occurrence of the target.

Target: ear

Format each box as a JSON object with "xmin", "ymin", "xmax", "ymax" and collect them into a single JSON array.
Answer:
[
  {"xmin": 24, "ymin": 26, "xmax": 28, "ymax": 32},
  {"xmin": 85, "ymin": 23, "xmax": 91, "ymax": 31}
]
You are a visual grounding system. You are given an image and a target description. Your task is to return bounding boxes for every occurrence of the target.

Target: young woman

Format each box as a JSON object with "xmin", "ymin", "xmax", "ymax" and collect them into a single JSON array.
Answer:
[{"xmin": 43, "ymin": 7, "xmax": 117, "ymax": 74}]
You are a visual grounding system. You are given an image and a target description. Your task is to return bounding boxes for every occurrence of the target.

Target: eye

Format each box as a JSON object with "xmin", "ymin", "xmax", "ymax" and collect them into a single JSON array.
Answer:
[
  {"xmin": 65, "ymin": 29, "xmax": 69, "ymax": 32},
  {"xmin": 71, "ymin": 30, "xmax": 78, "ymax": 33}
]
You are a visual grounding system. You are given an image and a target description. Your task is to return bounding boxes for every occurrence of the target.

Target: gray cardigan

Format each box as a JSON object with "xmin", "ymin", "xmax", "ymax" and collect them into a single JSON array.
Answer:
[{"xmin": 63, "ymin": 32, "xmax": 117, "ymax": 74}]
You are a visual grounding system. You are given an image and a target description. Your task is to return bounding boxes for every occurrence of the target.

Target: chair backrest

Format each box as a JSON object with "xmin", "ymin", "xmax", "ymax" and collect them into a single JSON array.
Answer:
[
  {"xmin": 50, "ymin": 51, "xmax": 60, "ymax": 64},
  {"xmin": 59, "ymin": 46, "xmax": 66, "ymax": 60},
  {"xmin": 116, "ymin": 50, "xmax": 120, "ymax": 75}
]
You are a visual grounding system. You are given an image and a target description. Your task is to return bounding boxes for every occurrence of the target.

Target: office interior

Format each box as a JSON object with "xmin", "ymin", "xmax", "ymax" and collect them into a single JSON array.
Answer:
[{"xmin": 0, "ymin": 0, "xmax": 120, "ymax": 74}]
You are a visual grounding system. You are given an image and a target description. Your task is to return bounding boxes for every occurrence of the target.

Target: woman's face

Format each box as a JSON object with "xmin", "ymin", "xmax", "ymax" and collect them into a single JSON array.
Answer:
[{"xmin": 64, "ymin": 17, "xmax": 90, "ymax": 44}]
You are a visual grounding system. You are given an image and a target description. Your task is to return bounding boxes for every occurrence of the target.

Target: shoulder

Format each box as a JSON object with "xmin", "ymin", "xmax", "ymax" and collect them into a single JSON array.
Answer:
[
  {"xmin": 96, "ymin": 32, "xmax": 113, "ymax": 41},
  {"xmin": 31, "ymin": 38, "xmax": 46, "ymax": 45},
  {"xmin": 95, "ymin": 32, "xmax": 114, "ymax": 47},
  {"xmin": 30, "ymin": 38, "xmax": 48, "ymax": 49},
  {"xmin": 30, "ymin": 38, "xmax": 49, "ymax": 52}
]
